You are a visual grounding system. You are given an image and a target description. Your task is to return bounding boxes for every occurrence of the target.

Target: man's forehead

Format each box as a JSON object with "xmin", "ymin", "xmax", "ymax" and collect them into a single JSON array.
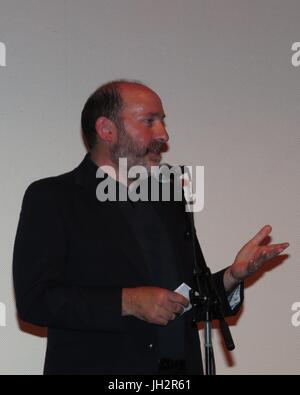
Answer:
[{"xmin": 119, "ymin": 83, "xmax": 163, "ymax": 109}]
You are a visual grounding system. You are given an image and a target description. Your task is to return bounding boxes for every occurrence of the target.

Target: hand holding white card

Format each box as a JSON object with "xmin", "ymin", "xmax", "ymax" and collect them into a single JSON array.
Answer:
[{"xmin": 175, "ymin": 283, "xmax": 192, "ymax": 314}]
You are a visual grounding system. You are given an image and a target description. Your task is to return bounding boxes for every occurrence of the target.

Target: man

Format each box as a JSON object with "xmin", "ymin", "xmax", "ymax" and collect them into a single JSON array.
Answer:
[{"xmin": 13, "ymin": 80, "xmax": 289, "ymax": 375}]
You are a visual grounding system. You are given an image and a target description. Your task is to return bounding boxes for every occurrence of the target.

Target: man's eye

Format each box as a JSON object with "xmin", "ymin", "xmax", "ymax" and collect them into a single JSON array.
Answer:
[{"xmin": 144, "ymin": 118, "xmax": 154, "ymax": 126}]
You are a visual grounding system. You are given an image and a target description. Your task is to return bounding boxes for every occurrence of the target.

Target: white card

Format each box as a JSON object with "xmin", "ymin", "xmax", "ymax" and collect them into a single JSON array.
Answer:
[{"xmin": 175, "ymin": 282, "xmax": 192, "ymax": 314}]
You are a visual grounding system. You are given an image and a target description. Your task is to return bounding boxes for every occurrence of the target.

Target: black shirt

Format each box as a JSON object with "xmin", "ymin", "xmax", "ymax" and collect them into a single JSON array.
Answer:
[{"xmin": 117, "ymin": 176, "xmax": 186, "ymax": 359}]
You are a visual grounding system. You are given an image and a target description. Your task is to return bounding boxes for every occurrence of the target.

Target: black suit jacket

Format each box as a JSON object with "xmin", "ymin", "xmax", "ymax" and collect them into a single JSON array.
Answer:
[{"xmin": 13, "ymin": 155, "xmax": 243, "ymax": 375}]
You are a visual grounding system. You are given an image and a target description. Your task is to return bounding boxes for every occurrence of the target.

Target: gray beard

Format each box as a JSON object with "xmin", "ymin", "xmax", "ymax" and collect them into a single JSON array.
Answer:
[{"xmin": 110, "ymin": 124, "xmax": 160, "ymax": 171}]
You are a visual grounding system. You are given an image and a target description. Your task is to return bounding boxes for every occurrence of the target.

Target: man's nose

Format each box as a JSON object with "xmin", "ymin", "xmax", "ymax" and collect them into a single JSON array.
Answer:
[{"xmin": 154, "ymin": 122, "xmax": 169, "ymax": 143}]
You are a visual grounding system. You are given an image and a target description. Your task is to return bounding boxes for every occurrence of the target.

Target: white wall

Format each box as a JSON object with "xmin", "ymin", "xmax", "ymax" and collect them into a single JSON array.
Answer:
[{"xmin": 0, "ymin": 0, "xmax": 299, "ymax": 374}]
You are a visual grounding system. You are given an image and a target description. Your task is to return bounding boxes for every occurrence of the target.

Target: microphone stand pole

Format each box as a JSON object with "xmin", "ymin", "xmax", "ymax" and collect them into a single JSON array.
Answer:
[{"xmin": 186, "ymin": 200, "xmax": 235, "ymax": 375}]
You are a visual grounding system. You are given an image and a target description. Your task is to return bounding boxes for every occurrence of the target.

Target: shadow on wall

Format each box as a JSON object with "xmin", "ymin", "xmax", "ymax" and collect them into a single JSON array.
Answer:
[{"xmin": 198, "ymin": 253, "xmax": 289, "ymax": 369}]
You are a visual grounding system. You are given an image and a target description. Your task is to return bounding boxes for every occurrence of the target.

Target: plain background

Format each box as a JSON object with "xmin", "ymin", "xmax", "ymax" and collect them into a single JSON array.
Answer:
[{"xmin": 0, "ymin": 0, "xmax": 299, "ymax": 374}]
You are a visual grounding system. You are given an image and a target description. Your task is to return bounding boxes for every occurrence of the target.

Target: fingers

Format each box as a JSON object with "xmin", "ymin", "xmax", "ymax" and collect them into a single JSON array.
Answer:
[
  {"xmin": 272, "ymin": 242, "xmax": 290, "ymax": 252},
  {"xmin": 153, "ymin": 304, "xmax": 181, "ymax": 326},
  {"xmin": 248, "ymin": 242, "xmax": 290, "ymax": 274},
  {"xmin": 158, "ymin": 310, "xmax": 177, "ymax": 326},
  {"xmin": 141, "ymin": 289, "xmax": 187, "ymax": 326},
  {"xmin": 250, "ymin": 225, "xmax": 272, "ymax": 245},
  {"xmin": 173, "ymin": 303, "xmax": 185, "ymax": 315},
  {"xmin": 155, "ymin": 291, "xmax": 187, "ymax": 325},
  {"xmin": 162, "ymin": 299, "xmax": 185, "ymax": 317},
  {"xmin": 259, "ymin": 243, "xmax": 289, "ymax": 260},
  {"xmin": 168, "ymin": 291, "xmax": 189, "ymax": 308},
  {"xmin": 142, "ymin": 305, "xmax": 175, "ymax": 326},
  {"xmin": 258, "ymin": 243, "xmax": 289, "ymax": 257}
]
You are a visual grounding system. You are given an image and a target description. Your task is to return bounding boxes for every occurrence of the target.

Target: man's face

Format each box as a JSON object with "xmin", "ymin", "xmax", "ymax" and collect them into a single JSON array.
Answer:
[{"xmin": 110, "ymin": 85, "xmax": 169, "ymax": 171}]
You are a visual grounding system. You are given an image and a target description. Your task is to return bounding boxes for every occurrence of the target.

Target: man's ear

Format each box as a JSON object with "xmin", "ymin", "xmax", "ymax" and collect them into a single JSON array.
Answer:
[{"xmin": 95, "ymin": 117, "xmax": 117, "ymax": 143}]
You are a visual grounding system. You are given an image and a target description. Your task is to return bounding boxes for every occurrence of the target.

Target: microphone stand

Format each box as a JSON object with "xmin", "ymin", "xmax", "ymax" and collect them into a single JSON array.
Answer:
[
  {"xmin": 160, "ymin": 163, "xmax": 235, "ymax": 375},
  {"xmin": 184, "ymin": 184, "xmax": 235, "ymax": 375}
]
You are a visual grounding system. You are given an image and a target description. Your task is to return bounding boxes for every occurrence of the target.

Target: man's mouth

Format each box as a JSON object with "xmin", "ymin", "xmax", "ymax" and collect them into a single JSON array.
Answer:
[{"xmin": 147, "ymin": 140, "xmax": 166, "ymax": 155}]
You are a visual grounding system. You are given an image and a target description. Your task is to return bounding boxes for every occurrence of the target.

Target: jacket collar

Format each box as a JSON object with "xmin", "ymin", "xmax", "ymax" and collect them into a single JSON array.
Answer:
[{"xmin": 74, "ymin": 153, "xmax": 100, "ymax": 190}]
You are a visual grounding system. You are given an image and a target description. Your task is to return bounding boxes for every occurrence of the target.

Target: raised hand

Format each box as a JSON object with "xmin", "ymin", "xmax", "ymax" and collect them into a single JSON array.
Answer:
[{"xmin": 224, "ymin": 225, "xmax": 289, "ymax": 291}]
